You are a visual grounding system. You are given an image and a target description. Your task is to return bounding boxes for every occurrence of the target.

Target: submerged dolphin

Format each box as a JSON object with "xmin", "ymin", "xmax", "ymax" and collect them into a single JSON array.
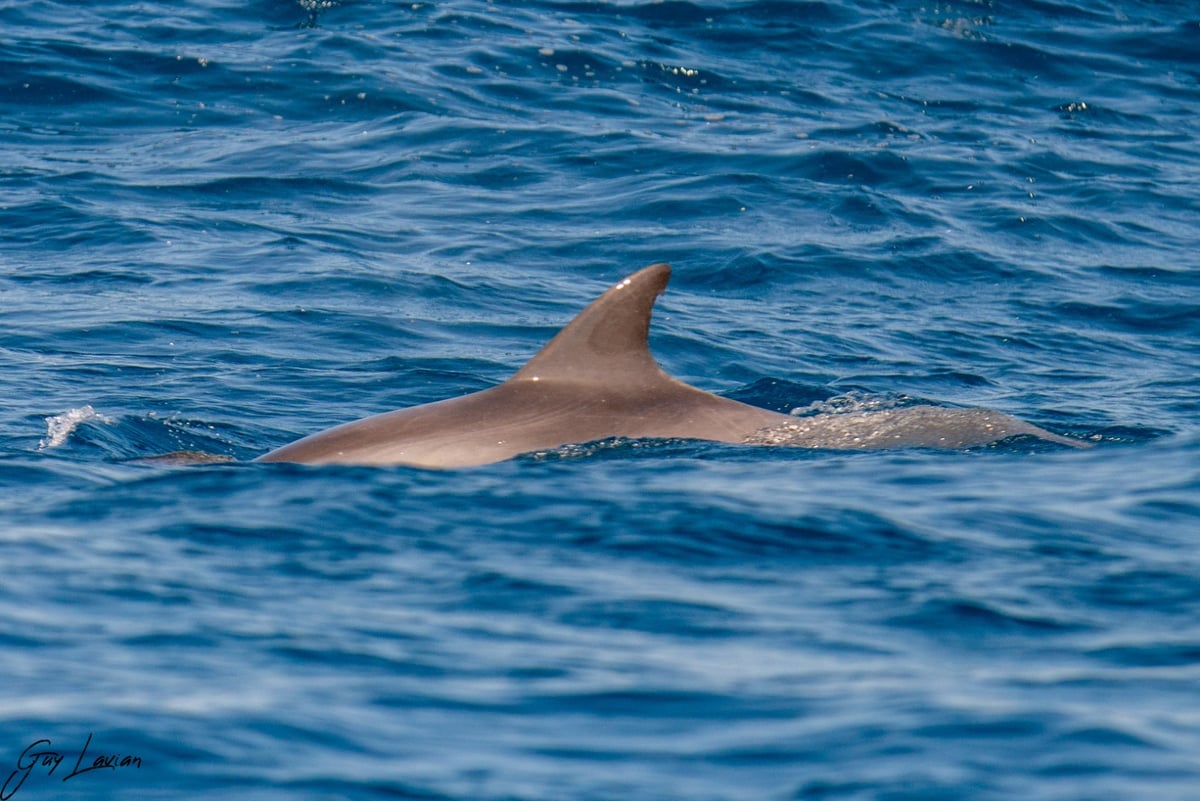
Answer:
[{"xmin": 256, "ymin": 263, "xmax": 1083, "ymax": 468}]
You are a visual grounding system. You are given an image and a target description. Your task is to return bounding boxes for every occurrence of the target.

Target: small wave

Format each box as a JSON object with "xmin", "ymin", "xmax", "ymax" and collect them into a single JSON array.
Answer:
[{"xmin": 38, "ymin": 405, "xmax": 113, "ymax": 450}]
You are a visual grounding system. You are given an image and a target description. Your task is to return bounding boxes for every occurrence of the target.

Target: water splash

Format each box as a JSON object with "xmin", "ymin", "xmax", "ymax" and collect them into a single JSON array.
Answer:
[
  {"xmin": 789, "ymin": 391, "xmax": 913, "ymax": 417},
  {"xmin": 39, "ymin": 405, "xmax": 113, "ymax": 450}
]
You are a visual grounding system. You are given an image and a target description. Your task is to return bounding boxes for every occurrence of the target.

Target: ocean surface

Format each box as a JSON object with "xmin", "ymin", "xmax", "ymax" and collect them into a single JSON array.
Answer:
[{"xmin": 2, "ymin": 1, "xmax": 1199, "ymax": 799}]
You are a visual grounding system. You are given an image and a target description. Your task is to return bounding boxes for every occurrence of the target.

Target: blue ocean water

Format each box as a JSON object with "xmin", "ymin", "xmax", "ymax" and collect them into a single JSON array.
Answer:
[{"xmin": 2, "ymin": 1, "xmax": 1199, "ymax": 799}]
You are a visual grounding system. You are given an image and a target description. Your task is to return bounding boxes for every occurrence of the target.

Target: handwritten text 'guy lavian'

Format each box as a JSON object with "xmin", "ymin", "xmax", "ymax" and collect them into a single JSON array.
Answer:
[{"xmin": 2, "ymin": 733, "xmax": 142, "ymax": 800}]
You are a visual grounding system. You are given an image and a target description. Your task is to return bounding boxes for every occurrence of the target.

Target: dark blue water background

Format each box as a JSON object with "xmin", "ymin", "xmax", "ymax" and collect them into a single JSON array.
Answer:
[{"xmin": 2, "ymin": 1, "xmax": 1199, "ymax": 799}]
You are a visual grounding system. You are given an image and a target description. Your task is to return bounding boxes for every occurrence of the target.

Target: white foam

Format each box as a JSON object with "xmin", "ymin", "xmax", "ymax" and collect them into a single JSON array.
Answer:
[{"xmin": 39, "ymin": 405, "xmax": 113, "ymax": 450}]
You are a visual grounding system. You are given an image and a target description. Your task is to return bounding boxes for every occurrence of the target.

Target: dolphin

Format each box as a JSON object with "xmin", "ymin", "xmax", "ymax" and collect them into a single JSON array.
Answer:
[{"xmin": 255, "ymin": 263, "xmax": 1085, "ymax": 468}]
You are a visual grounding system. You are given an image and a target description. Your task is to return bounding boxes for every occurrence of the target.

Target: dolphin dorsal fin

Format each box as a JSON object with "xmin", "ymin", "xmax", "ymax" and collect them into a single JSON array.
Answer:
[{"xmin": 512, "ymin": 263, "xmax": 673, "ymax": 386}]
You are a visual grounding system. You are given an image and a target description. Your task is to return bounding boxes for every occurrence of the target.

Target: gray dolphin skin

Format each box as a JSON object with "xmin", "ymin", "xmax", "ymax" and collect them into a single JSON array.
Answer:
[{"xmin": 256, "ymin": 263, "xmax": 1084, "ymax": 468}]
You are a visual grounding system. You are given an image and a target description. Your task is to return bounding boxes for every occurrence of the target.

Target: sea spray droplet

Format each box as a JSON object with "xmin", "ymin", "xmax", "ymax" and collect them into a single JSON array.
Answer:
[{"xmin": 39, "ymin": 406, "xmax": 113, "ymax": 450}]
